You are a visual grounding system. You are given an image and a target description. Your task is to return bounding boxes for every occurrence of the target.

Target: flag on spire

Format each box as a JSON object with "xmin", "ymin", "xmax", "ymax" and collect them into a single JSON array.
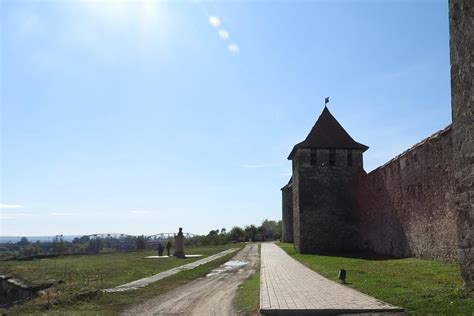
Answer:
[{"xmin": 325, "ymin": 97, "xmax": 330, "ymax": 105}]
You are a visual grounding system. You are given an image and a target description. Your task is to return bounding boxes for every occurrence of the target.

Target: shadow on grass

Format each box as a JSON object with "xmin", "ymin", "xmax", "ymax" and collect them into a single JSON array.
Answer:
[{"xmin": 304, "ymin": 250, "xmax": 411, "ymax": 261}]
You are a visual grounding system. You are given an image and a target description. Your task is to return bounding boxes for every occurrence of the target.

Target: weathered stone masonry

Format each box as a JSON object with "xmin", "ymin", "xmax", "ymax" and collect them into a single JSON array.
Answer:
[
  {"xmin": 354, "ymin": 125, "xmax": 457, "ymax": 262},
  {"xmin": 284, "ymin": 109, "xmax": 460, "ymax": 258},
  {"xmin": 281, "ymin": 178, "xmax": 293, "ymax": 243},
  {"xmin": 449, "ymin": 0, "xmax": 473, "ymax": 289},
  {"xmin": 281, "ymin": 1, "xmax": 473, "ymax": 288},
  {"xmin": 283, "ymin": 106, "xmax": 469, "ymax": 285},
  {"xmin": 287, "ymin": 107, "xmax": 368, "ymax": 254}
]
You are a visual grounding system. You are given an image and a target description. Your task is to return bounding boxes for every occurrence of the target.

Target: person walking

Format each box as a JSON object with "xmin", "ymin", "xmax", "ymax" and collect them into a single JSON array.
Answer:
[
  {"xmin": 166, "ymin": 240, "xmax": 171, "ymax": 257},
  {"xmin": 158, "ymin": 242, "xmax": 164, "ymax": 256}
]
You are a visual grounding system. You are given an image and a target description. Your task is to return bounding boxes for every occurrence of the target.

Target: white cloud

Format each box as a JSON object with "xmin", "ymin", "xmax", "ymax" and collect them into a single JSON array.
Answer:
[
  {"xmin": 228, "ymin": 43, "xmax": 239, "ymax": 54},
  {"xmin": 0, "ymin": 204, "xmax": 22, "ymax": 209},
  {"xmin": 129, "ymin": 210, "xmax": 152, "ymax": 214},
  {"xmin": 218, "ymin": 29, "xmax": 229, "ymax": 40},
  {"xmin": 49, "ymin": 212, "xmax": 76, "ymax": 216},
  {"xmin": 208, "ymin": 16, "xmax": 221, "ymax": 27}
]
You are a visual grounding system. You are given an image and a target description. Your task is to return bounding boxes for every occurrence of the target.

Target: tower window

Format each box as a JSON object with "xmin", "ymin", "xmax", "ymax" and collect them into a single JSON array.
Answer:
[
  {"xmin": 329, "ymin": 149, "xmax": 336, "ymax": 166},
  {"xmin": 310, "ymin": 149, "xmax": 317, "ymax": 166},
  {"xmin": 347, "ymin": 150, "xmax": 353, "ymax": 166}
]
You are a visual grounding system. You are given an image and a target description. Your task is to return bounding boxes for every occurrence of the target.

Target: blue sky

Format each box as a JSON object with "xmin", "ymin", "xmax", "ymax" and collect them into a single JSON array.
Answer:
[{"xmin": 1, "ymin": 0, "xmax": 451, "ymax": 236}]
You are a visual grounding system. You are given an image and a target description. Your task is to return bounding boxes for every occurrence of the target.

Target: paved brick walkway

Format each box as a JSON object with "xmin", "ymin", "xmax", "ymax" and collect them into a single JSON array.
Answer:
[
  {"xmin": 104, "ymin": 248, "xmax": 238, "ymax": 293},
  {"xmin": 260, "ymin": 243, "xmax": 404, "ymax": 314}
]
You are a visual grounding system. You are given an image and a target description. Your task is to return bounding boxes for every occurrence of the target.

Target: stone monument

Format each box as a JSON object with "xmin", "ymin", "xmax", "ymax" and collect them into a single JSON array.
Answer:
[{"xmin": 174, "ymin": 227, "xmax": 185, "ymax": 258}]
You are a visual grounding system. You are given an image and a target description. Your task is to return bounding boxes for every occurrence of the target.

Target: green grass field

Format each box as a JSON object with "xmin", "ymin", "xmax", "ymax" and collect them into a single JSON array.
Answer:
[
  {"xmin": 0, "ymin": 244, "xmax": 236, "ymax": 289},
  {"xmin": 279, "ymin": 243, "xmax": 474, "ymax": 315},
  {"xmin": 3, "ymin": 249, "xmax": 239, "ymax": 315},
  {"xmin": 234, "ymin": 244, "xmax": 260, "ymax": 315},
  {"xmin": 0, "ymin": 244, "xmax": 241, "ymax": 314},
  {"xmin": 234, "ymin": 271, "xmax": 260, "ymax": 315}
]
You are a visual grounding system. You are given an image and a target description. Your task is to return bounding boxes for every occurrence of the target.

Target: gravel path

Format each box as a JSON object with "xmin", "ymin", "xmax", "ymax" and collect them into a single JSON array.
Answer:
[{"xmin": 121, "ymin": 243, "xmax": 259, "ymax": 316}]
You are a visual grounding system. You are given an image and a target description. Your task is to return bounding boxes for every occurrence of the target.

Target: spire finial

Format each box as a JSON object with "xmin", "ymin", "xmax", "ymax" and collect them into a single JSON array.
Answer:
[{"xmin": 324, "ymin": 97, "xmax": 330, "ymax": 106}]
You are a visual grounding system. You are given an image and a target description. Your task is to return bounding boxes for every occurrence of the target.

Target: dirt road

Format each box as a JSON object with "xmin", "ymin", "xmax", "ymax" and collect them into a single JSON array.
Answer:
[{"xmin": 121, "ymin": 243, "xmax": 259, "ymax": 316}]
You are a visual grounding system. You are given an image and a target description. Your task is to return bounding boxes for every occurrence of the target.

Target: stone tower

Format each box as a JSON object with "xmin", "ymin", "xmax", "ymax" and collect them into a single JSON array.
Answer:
[
  {"xmin": 288, "ymin": 106, "xmax": 368, "ymax": 253},
  {"xmin": 281, "ymin": 177, "xmax": 293, "ymax": 243},
  {"xmin": 449, "ymin": 0, "xmax": 473, "ymax": 289}
]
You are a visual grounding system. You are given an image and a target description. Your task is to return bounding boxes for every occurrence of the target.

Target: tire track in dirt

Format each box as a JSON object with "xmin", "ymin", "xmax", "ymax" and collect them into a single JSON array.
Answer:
[{"xmin": 121, "ymin": 243, "xmax": 259, "ymax": 316}]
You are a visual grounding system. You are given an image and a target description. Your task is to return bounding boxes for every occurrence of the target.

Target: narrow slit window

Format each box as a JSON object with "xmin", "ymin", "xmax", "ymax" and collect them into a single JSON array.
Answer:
[
  {"xmin": 310, "ymin": 149, "xmax": 317, "ymax": 166},
  {"xmin": 329, "ymin": 149, "xmax": 336, "ymax": 166},
  {"xmin": 347, "ymin": 150, "xmax": 353, "ymax": 166}
]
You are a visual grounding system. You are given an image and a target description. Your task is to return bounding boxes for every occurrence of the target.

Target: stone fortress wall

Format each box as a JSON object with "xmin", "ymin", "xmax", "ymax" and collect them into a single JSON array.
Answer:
[
  {"xmin": 282, "ymin": 0, "xmax": 472, "ymax": 288},
  {"xmin": 354, "ymin": 125, "xmax": 458, "ymax": 262},
  {"xmin": 449, "ymin": 0, "xmax": 473, "ymax": 289},
  {"xmin": 355, "ymin": 0, "xmax": 472, "ymax": 286}
]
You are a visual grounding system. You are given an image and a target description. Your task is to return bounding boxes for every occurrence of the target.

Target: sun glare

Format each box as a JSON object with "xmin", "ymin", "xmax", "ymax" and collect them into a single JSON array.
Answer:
[{"xmin": 80, "ymin": 0, "xmax": 164, "ymax": 32}]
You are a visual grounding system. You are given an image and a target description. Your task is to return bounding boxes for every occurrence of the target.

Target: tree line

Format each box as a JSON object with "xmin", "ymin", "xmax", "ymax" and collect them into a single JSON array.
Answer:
[
  {"xmin": 187, "ymin": 219, "xmax": 282, "ymax": 246},
  {"xmin": 4, "ymin": 219, "xmax": 281, "ymax": 258}
]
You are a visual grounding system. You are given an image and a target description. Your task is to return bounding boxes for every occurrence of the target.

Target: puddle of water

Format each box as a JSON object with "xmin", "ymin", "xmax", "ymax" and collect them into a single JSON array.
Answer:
[
  {"xmin": 206, "ymin": 260, "xmax": 248, "ymax": 277},
  {"xmin": 224, "ymin": 260, "xmax": 248, "ymax": 267}
]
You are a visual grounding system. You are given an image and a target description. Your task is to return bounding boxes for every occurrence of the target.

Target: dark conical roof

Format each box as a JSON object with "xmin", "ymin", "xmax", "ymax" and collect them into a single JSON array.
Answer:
[{"xmin": 288, "ymin": 106, "xmax": 368, "ymax": 159}]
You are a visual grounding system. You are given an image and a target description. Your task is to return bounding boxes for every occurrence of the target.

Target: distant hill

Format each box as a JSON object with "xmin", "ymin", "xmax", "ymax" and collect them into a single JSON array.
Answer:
[{"xmin": 0, "ymin": 235, "xmax": 81, "ymax": 243}]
